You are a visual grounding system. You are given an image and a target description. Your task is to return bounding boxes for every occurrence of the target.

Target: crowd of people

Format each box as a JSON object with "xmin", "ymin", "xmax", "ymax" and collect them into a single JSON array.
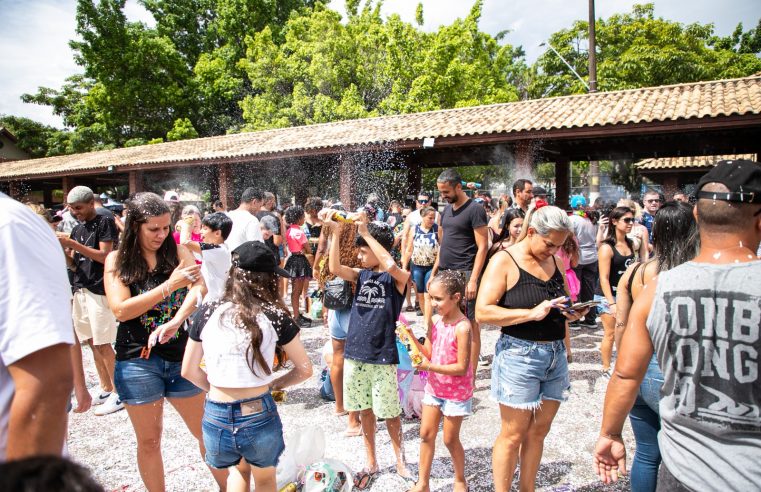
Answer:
[{"xmin": 0, "ymin": 159, "xmax": 759, "ymax": 492}]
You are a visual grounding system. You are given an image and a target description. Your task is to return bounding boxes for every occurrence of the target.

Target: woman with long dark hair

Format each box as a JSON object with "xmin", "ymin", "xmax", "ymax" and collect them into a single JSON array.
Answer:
[
  {"xmin": 103, "ymin": 192, "xmax": 227, "ymax": 491},
  {"xmin": 613, "ymin": 202, "xmax": 698, "ymax": 492},
  {"xmin": 489, "ymin": 208, "xmax": 525, "ymax": 256},
  {"xmin": 476, "ymin": 203, "xmax": 588, "ymax": 492},
  {"xmin": 182, "ymin": 241, "xmax": 312, "ymax": 492},
  {"xmin": 595, "ymin": 206, "xmax": 636, "ymax": 377}
]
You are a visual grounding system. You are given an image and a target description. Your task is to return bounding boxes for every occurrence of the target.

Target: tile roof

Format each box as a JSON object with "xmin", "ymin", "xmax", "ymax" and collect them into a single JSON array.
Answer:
[
  {"xmin": 2, "ymin": 74, "xmax": 761, "ymax": 180},
  {"xmin": 635, "ymin": 154, "xmax": 757, "ymax": 171}
]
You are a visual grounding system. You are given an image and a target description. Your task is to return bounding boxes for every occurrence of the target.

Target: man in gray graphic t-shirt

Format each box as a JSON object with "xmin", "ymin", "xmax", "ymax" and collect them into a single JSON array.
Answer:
[{"xmin": 594, "ymin": 160, "xmax": 761, "ymax": 492}]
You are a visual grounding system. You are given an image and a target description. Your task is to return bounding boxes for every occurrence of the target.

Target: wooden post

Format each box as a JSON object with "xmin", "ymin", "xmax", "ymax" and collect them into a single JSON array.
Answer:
[
  {"xmin": 61, "ymin": 176, "xmax": 73, "ymax": 200},
  {"xmin": 555, "ymin": 157, "xmax": 571, "ymax": 210},
  {"xmin": 43, "ymin": 187, "xmax": 53, "ymax": 207},
  {"xmin": 406, "ymin": 162, "xmax": 422, "ymax": 199},
  {"xmin": 218, "ymin": 164, "xmax": 234, "ymax": 210},
  {"xmin": 128, "ymin": 171, "xmax": 144, "ymax": 195},
  {"xmin": 339, "ymin": 155, "xmax": 355, "ymax": 210}
]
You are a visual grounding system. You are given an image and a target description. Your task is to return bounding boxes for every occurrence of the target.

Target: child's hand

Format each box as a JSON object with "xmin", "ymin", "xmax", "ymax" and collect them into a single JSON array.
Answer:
[
  {"xmin": 356, "ymin": 211, "xmax": 370, "ymax": 235},
  {"xmin": 319, "ymin": 208, "xmax": 335, "ymax": 223},
  {"xmin": 412, "ymin": 354, "xmax": 430, "ymax": 370}
]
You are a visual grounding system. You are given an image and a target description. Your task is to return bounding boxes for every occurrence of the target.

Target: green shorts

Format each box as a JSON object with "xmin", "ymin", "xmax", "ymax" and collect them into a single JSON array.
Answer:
[{"xmin": 343, "ymin": 359, "xmax": 402, "ymax": 419}]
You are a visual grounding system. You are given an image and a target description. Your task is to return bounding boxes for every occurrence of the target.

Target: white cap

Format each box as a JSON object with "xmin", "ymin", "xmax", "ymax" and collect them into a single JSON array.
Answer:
[{"xmin": 163, "ymin": 191, "xmax": 180, "ymax": 202}]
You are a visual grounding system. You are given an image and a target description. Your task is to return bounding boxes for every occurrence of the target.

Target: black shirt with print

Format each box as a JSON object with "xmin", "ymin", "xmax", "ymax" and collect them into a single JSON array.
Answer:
[{"xmin": 70, "ymin": 214, "xmax": 118, "ymax": 295}]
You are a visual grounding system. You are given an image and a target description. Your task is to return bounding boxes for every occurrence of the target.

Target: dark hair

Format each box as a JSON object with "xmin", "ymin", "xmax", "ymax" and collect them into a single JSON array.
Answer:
[
  {"xmin": 602, "ymin": 206, "xmax": 634, "ymax": 250},
  {"xmin": 116, "ymin": 192, "xmax": 178, "ymax": 285},
  {"xmin": 240, "ymin": 187, "xmax": 264, "ymax": 203},
  {"xmin": 0, "ymin": 456, "xmax": 104, "ymax": 492},
  {"xmin": 652, "ymin": 201, "xmax": 699, "ymax": 271},
  {"xmin": 202, "ymin": 212, "xmax": 233, "ymax": 240},
  {"xmin": 263, "ymin": 191, "xmax": 276, "ymax": 202},
  {"xmin": 304, "ymin": 196, "xmax": 323, "ymax": 214},
  {"xmin": 167, "ymin": 201, "xmax": 182, "ymax": 229},
  {"xmin": 512, "ymin": 179, "xmax": 532, "ymax": 195},
  {"xmin": 355, "ymin": 222, "xmax": 395, "ymax": 251},
  {"xmin": 430, "ymin": 270, "xmax": 465, "ymax": 296},
  {"xmin": 213, "ymin": 200, "xmax": 225, "ymax": 209},
  {"xmin": 220, "ymin": 267, "xmax": 288, "ymax": 377},
  {"xmin": 495, "ymin": 208, "xmax": 525, "ymax": 243},
  {"xmin": 436, "ymin": 168, "xmax": 462, "ymax": 188},
  {"xmin": 284, "ymin": 205, "xmax": 305, "ymax": 226}
]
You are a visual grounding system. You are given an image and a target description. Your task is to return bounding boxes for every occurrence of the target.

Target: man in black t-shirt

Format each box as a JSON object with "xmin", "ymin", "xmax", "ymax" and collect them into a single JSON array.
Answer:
[
  {"xmin": 432, "ymin": 169, "xmax": 489, "ymax": 379},
  {"xmin": 56, "ymin": 186, "xmax": 123, "ymax": 416}
]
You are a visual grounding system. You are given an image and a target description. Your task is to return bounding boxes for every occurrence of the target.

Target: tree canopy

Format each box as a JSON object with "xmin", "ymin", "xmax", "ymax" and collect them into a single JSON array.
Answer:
[{"xmin": 11, "ymin": 1, "xmax": 761, "ymax": 159}]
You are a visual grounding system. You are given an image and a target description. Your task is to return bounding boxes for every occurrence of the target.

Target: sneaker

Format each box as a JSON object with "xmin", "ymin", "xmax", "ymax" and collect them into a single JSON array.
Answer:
[
  {"xmin": 91, "ymin": 391, "xmax": 112, "ymax": 406},
  {"xmin": 569, "ymin": 321, "xmax": 582, "ymax": 331},
  {"xmin": 415, "ymin": 308, "xmax": 424, "ymax": 317},
  {"xmin": 298, "ymin": 315, "xmax": 313, "ymax": 327},
  {"xmin": 580, "ymin": 318, "xmax": 598, "ymax": 329},
  {"xmin": 93, "ymin": 393, "xmax": 124, "ymax": 416},
  {"xmin": 601, "ymin": 368, "xmax": 612, "ymax": 379}
]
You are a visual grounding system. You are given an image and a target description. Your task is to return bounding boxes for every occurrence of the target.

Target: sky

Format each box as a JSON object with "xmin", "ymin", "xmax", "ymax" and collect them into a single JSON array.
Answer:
[{"xmin": 0, "ymin": 0, "xmax": 758, "ymax": 128}]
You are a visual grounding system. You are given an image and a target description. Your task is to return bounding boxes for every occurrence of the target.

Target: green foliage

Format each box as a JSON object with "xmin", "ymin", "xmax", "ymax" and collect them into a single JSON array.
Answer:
[
  {"xmin": 238, "ymin": 1, "xmax": 524, "ymax": 130},
  {"xmin": 531, "ymin": 3, "xmax": 761, "ymax": 97},
  {"xmin": 167, "ymin": 118, "xmax": 199, "ymax": 141},
  {"xmin": 0, "ymin": 115, "xmax": 68, "ymax": 158},
  {"xmin": 415, "ymin": 3, "xmax": 424, "ymax": 27}
]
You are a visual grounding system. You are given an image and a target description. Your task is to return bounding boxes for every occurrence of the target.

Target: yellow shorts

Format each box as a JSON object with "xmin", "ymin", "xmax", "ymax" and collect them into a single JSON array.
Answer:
[
  {"xmin": 343, "ymin": 359, "xmax": 401, "ymax": 419},
  {"xmin": 72, "ymin": 289, "xmax": 117, "ymax": 345}
]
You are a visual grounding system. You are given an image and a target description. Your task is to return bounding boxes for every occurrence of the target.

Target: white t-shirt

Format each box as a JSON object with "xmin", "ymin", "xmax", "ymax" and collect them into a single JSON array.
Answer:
[
  {"xmin": 199, "ymin": 243, "xmax": 231, "ymax": 303},
  {"xmin": 406, "ymin": 208, "xmax": 440, "ymax": 227},
  {"xmin": 0, "ymin": 193, "xmax": 74, "ymax": 460},
  {"xmin": 225, "ymin": 209, "xmax": 263, "ymax": 250}
]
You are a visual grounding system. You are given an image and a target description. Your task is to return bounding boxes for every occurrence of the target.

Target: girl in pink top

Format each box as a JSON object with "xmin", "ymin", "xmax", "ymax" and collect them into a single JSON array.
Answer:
[
  {"xmin": 283, "ymin": 206, "xmax": 313, "ymax": 326},
  {"xmin": 408, "ymin": 271, "xmax": 472, "ymax": 492}
]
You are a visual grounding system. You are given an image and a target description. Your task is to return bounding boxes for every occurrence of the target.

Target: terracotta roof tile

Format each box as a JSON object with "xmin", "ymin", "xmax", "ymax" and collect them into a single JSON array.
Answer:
[
  {"xmin": 2, "ymin": 75, "xmax": 761, "ymax": 179},
  {"xmin": 635, "ymin": 154, "xmax": 757, "ymax": 170}
]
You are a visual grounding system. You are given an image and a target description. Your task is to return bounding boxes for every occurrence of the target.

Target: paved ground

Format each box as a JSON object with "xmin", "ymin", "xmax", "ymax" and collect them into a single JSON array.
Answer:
[{"xmin": 69, "ymin": 316, "xmax": 633, "ymax": 491}]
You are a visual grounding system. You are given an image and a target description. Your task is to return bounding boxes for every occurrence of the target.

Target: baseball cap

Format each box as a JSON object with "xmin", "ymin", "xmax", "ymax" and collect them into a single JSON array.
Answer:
[
  {"xmin": 163, "ymin": 191, "xmax": 180, "ymax": 202},
  {"xmin": 67, "ymin": 186, "xmax": 94, "ymax": 204},
  {"xmin": 533, "ymin": 186, "xmax": 548, "ymax": 197},
  {"xmin": 232, "ymin": 241, "xmax": 291, "ymax": 277},
  {"xmin": 695, "ymin": 159, "xmax": 761, "ymax": 204}
]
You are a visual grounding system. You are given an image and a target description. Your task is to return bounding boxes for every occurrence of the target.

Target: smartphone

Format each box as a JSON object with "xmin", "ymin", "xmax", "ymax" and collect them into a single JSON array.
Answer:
[{"xmin": 561, "ymin": 300, "xmax": 600, "ymax": 311}]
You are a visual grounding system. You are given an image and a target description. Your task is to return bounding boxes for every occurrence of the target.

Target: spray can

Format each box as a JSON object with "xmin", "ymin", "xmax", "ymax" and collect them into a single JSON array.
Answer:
[
  {"xmin": 461, "ymin": 181, "xmax": 482, "ymax": 189},
  {"xmin": 396, "ymin": 321, "xmax": 424, "ymax": 366},
  {"xmin": 278, "ymin": 482, "xmax": 298, "ymax": 492},
  {"xmin": 331, "ymin": 211, "xmax": 356, "ymax": 223}
]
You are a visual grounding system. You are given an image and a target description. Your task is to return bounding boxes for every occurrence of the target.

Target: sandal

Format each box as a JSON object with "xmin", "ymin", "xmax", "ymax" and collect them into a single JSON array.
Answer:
[
  {"xmin": 343, "ymin": 426, "xmax": 363, "ymax": 437},
  {"xmin": 405, "ymin": 305, "xmax": 415, "ymax": 312},
  {"xmin": 354, "ymin": 469, "xmax": 378, "ymax": 490}
]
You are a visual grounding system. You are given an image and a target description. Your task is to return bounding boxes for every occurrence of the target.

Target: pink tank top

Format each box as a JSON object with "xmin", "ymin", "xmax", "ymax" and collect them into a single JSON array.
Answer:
[{"xmin": 425, "ymin": 316, "xmax": 473, "ymax": 401}]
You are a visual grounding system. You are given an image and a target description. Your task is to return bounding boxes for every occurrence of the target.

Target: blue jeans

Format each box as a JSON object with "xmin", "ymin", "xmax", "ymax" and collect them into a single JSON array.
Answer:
[
  {"xmin": 114, "ymin": 354, "xmax": 202, "ymax": 405},
  {"xmin": 410, "ymin": 264, "xmax": 433, "ymax": 293},
  {"xmin": 202, "ymin": 393, "xmax": 285, "ymax": 469},
  {"xmin": 628, "ymin": 355, "xmax": 663, "ymax": 492}
]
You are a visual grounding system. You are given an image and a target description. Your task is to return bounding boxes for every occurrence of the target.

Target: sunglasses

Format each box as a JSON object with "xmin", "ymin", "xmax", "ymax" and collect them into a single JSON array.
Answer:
[
  {"xmin": 621, "ymin": 217, "xmax": 635, "ymax": 223},
  {"xmin": 417, "ymin": 199, "xmax": 430, "ymax": 204},
  {"xmin": 645, "ymin": 199, "xmax": 661, "ymax": 203}
]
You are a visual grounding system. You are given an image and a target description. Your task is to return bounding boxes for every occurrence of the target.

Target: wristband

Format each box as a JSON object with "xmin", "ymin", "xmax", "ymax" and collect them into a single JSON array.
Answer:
[{"xmin": 600, "ymin": 432, "xmax": 623, "ymax": 440}]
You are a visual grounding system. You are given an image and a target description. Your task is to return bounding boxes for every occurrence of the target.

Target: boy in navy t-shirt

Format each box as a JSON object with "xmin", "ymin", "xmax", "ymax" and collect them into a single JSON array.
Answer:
[{"xmin": 328, "ymin": 213, "xmax": 410, "ymax": 488}]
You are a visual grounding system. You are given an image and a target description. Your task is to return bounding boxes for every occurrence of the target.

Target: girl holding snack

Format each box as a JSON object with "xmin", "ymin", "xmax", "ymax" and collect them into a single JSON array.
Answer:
[{"xmin": 407, "ymin": 271, "xmax": 472, "ymax": 492}]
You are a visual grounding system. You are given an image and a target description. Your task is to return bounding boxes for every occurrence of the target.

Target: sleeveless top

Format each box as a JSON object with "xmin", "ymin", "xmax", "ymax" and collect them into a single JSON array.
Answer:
[
  {"xmin": 595, "ymin": 243, "xmax": 636, "ymax": 298},
  {"xmin": 411, "ymin": 223, "xmax": 439, "ymax": 267},
  {"xmin": 425, "ymin": 315, "xmax": 473, "ymax": 401},
  {"xmin": 115, "ymin": 271, "xmax": 189, "ymax": 362},
  {"xmin": 498, "ymin": 251, "xmax": 566, "ymax": 341}
]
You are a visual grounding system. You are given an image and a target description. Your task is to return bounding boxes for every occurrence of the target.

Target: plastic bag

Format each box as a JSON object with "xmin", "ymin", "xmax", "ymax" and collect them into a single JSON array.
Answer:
[
  {"xmin": 276, "ymin": 428, "xmax": 326, "ymax": 489},
  {"xmin": 302, "ymin": 459, "xmax": 353, "ymax": 492},
  {"xmin": 310, "ymin": 297, "xmax": 324, "ymax": 319}
]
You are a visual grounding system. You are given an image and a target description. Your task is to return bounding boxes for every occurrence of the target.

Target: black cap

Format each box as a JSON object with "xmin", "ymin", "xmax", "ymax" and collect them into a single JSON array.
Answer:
[
  {"xmin": 533, "ymin": 186, "xmax": 548, "ymax": 196},
  {"xmin": 232, "ymin": 241, "xmax": 291, "ymax": 277},
  {"xmin": 695, "ymin": 159, "xmax": 761, "ymax": 204}
]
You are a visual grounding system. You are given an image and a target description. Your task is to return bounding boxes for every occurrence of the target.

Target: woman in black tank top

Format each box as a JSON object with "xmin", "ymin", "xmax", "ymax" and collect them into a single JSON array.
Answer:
[
  {"xmin": 596, "ymin": 206, "xmax": 635, "ymax": 376},
  {"xmin": 104, "ymin": 193, "xmax": 227, "ymax": 490},
  {"xmin": 476, "ymin": 203, "xmax": 589, "ymax": 492}
]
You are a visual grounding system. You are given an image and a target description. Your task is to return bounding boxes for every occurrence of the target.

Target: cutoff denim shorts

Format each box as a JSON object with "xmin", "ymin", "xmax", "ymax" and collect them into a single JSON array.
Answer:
[
  {"xmin": 328, "ymin": 307, "xmax": 351, "ymax": 341},
  {"xmin": 593, "ymin": 295, "xmax": 614, "ymax": 315},
  {"xmin": 202, "ymin": 393, "xmax": 285, "ymax": 469},
  {"xmin": 422, "ymin": 393, "xmax": 473, "ymax": 417},
  {"xmin": 490, "ymin": 334, "xmax": 570, "ymax": 409},
  {"xmin": 114, "ymin": 354, "xmax": 201, "ymax": 405}
]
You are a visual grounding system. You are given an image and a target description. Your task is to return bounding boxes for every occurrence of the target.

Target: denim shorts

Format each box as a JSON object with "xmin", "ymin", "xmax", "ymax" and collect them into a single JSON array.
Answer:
[
  {"xmin": 328, "ymin": 307, "xmax": 351, "ymax": 340},
  {"xmin": 422, "ymin": 393, "xmax": 472, "ymax": 417},
  {"xmin": 490, "ymin": 334, "xmax": 570, "ymax": 410},
  {"xmin": 410, "ymin": 264, "xmax": 433, "ymax": 293},
  {"xmin": 202, "ymin": 393, "xmax": 285, "ymax": 469},
  {"xmin": 114, "ymin": 354, "xmax": 202, "ymax": 405},
  {"xmin": 593, "ymin": 295, "xmax": 614, "ymax": 315}
]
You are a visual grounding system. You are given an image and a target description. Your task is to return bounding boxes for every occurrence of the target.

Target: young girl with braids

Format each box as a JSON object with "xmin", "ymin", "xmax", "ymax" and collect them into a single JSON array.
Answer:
[
  {"xmin": 181, "ymin": 241, "xmax": 313, "ymax": 492},
  {"xmin": 407, "ymin": 271, "xmax": 473, "ymax": 492}
]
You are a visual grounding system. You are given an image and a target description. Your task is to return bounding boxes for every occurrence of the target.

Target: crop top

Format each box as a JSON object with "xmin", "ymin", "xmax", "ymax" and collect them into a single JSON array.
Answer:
[
  {"xmin": 188, "ymin": 302, "xmax": 300, "ymax": 388},
  {"xmin": 497, "ymin": 251, "xmax": 566, "ymax": 341}
]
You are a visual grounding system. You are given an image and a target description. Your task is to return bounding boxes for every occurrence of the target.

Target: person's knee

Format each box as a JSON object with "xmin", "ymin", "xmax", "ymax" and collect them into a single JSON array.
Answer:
[
  {"xmin": 137, "ymin": 435, "xmax": 162, "ymax": 453},
  {"xmin": 442, "ymin": 430, "xmax": 461, "ymax": 449},
  {"xmin": 93, "ymin": 343, "xmax": 114, "ymax": 355},
  {"xmin": 420, "ymin": 426, "xmax": 438, "ymax": 444},
  {"xmin": 526, "ymin": 421, "xmax": 552, "ymax": 442},
  {"xmin": 496, "ymin": 428, "xmax": 525, "ymax": 452}
]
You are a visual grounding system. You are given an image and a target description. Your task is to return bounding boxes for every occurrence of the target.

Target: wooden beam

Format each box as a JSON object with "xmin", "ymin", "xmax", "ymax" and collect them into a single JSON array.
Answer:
[
  {"xmin": 218, "ymin": 164, "xmax": 234, "ymax": 210},
  {"xmin": 61, "ymin": 176, "xmax": 73, "ymax": 200},
  {"xmin": 128, "ymin": 170, "xmax": 144, "ymax": 195}
]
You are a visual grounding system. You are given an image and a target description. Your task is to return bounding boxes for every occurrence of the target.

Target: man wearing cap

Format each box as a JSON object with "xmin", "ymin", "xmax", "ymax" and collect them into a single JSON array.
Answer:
[
  {"xmin": 56, "ymin": 186, "xmax": 123, "ymax": 416},
  {"xmin": 532, "ymin": 185, "xmax": 548, "ymax": 202},
  {"xmin": 511, "ymin": 179, "xmax": 534, "ymax": 212},
  {"xmin": 569, "ymin": 195, "xmax": 599, "ymax": 329},
  {"xmin": 595, "ymin": 159, "xmax": 761, "ymax": 491},
  {"xmin": 225, "ymin": 187, "xmax": 263, "ymax": 250}
]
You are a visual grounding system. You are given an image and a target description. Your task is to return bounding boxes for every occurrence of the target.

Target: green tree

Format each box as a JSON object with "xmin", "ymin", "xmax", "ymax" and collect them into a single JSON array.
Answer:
[
  {"xmin": 0, "ymin": 115, "xmax": 70, "ymax": 158},
  {"xmin": 167, "ymin": 117, "xmax": 200, "ymax": 141},
  {"xmin": 531, "ymin": 3, "xmax": 761, "ymax": 97}
]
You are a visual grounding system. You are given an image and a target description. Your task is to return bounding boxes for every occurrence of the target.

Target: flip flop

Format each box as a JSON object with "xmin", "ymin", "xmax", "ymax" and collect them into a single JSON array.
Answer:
[
  {"xmin": 334, "ymin": 409, "xmax": 349, "ymax": 417},
  {"xmin": 343, "ymin": 426, "xmax": 363, "ymax": 437},
  {"xmin": 354, "ymin": 469, "xmax": 378, "ymax": 490}
]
